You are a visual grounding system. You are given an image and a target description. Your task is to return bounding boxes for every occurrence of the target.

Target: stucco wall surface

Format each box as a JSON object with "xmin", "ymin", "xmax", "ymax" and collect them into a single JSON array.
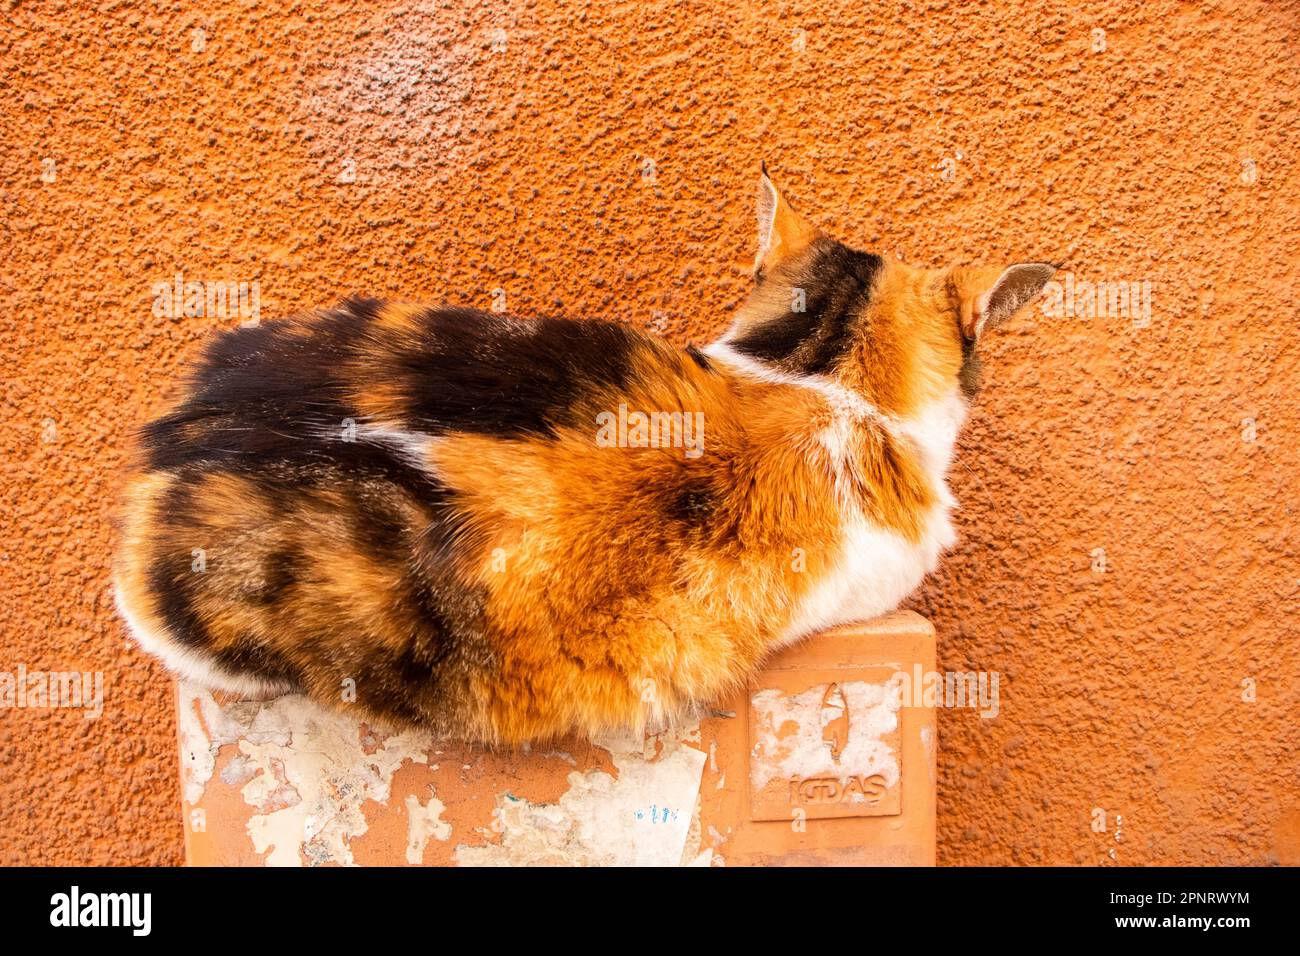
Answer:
[{"xmin": 1, "ymin": 0, "xmax": 1297, "ymax": 865}]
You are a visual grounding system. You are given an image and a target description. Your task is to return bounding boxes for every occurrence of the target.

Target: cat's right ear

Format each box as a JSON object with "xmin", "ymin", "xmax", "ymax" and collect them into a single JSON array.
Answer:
[
  {"xmin": 950, "ymin": 262, "xmax": 1058, "ymax": 340},
  {"xmin": 754, "ymin": 164, "xmax": 820, "ymax": 278}
]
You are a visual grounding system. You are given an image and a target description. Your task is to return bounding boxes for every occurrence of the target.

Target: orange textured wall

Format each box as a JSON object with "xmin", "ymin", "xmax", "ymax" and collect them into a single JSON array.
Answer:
[{"xmin": 2, "ymin": 1, "xmax": 1297, "ymax": 866}]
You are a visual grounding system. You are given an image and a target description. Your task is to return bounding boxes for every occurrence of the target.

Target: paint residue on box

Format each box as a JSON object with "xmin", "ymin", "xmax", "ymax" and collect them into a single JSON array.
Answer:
[
  {"xmin": 178, "ymin": 683, "xmax": 434, "ymax": 866},
  {"xmin": 405, "ymin": 787, "xmax": 452, "ymax": 864},
  {"xmin": 454, "ymin": 728, "xmax": 707, "ymax": 866},
  {"xmin": 749, "ymin": 678, "xmax": 903, "ymax": 794}
]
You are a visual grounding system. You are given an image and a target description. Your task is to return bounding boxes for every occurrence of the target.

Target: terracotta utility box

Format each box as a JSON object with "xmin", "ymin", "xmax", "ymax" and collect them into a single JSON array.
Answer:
[{"xmin": 178, "ymin": 611, "xmax": 936, "ymax": 866}]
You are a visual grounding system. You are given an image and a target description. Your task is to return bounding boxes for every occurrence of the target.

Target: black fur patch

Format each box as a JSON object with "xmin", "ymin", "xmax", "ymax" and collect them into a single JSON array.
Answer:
[
  {"xmin": 143, "ymin": 313, "xmax": 449, "ymax": 502},
  {"xmin": 208, "ymin": 637, "xmax": 303, "ymax": 688},
  {"xmin": 665, "ymin": 481, "xmax": 715, "ymax": 525},
  {"xmin": 346, "ymin": 645, "xmax": 443, "ymax": 726},
  {"xmin": 730, "ymin": 239, "xmax": 883, "ymax": 377},
  {"xmin": 143, "ymin": 300, "xmax": 652, "ymax": 481},
  {"xmin": 958, "ymin": 333, "xmax": 982, "ymax": 399},
  {"xmin": 685, "ymin": 343, "xmax": 714, "ymax": 372},
  {"xmin": 146, "ymin": 480, "xmax": 208, "ymax": 648},
  {"xmin": 140, "ymin": 298, "xmax": 379, "ymax": 475},
  {"xmin": 250, "ymin": 547, "xmax": 299, "ymax": 606},
  {"xmin": 395, "ymin": 307, "xmax": 644, "ymax": 437}
]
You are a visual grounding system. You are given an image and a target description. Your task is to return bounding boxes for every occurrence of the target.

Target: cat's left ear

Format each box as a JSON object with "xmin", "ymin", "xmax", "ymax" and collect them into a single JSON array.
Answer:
[
  {"xmin": 754, "ymin": 165, "xmax": 820, "ymax": 277},
  {"xmin": 951, "ymin": 262, "xmax": 1058, "ymax": 339}
]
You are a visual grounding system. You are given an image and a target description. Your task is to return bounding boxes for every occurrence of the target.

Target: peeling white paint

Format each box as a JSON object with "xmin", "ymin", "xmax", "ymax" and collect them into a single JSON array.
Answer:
[
  {"xmin": 179, "ymin": 683, "xmax": 716, "ymax": 867},
  {"xmin": 921, "ymin": 725, "xmax": 936, "ymax": 787},
  {"xmin": 749, "ymin": 678, "xmax": 902, "ymax": 794},
  {"xmin": 404, "ymin": 788, "xmax": 451, "ymax": 864},
  {"xmin": 178, "ymin": 683, "xmax": 432, "ymax": 867},
  {"xmin": 454, "ymin": 729, "xmax": 707, "ymax": 866},
  {"xmin": 177, "ymin": 683, "xmax": 292, "ymax": 806}
]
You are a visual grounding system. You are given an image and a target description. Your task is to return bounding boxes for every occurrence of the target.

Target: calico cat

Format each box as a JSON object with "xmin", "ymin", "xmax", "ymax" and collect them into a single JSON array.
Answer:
[{"xmin": 114, "ymin": 170, "xmax": 1055, "ymax": 745}]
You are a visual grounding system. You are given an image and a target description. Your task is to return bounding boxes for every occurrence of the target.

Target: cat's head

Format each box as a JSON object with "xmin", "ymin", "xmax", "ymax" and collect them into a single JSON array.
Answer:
[{"xmin": 716, "ymin": 167, "xmax": 1056, "ymax": 420}]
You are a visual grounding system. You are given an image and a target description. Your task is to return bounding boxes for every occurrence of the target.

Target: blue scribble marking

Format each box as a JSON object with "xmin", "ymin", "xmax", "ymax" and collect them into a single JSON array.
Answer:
[{"xmin": 632, "ymin": 804, "xmax": 680, "ymax": 824}]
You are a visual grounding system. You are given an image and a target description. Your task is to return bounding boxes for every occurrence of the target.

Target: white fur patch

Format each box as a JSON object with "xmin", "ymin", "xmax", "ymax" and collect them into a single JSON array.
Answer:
[
  {"xmin": 702, "ymin": 342, "xmax": 900, "ymax": 431},
  {"xmin": 775, "ymin": 500, "xmax": 957, "ymax": 647},
  {"xmin": 891, "ymin": 389, "xmax": 967, "ymax": 480},
  {"xmin": 703, "ymin": 343, "xmax": 965, "ymax": 645},
  {"xmin": 348, "ymin": 422, "xmax": 441, "ymax": 473}
]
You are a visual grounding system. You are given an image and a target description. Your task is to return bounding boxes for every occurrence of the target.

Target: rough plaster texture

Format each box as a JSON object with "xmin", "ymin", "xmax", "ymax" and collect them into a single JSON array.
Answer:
[{"xmin": 1, "ymin": 1, "xmax": 1297, "ymax": 865}]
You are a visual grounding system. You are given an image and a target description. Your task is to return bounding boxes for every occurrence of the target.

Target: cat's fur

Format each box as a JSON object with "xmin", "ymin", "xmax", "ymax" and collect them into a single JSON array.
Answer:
[{"xmin": 114, "ymin": 171, "xmax": 1054, "ymax": 744}]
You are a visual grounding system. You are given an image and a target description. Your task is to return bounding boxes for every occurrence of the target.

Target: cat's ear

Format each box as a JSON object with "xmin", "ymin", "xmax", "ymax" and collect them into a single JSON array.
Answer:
[
  {"xmin": 951, "ymin": 262, "xmax": 1058, "ymax": 339},
  {"xmin": 754, "ymin": 164, "xmax": 820, "ymax": 276}
]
